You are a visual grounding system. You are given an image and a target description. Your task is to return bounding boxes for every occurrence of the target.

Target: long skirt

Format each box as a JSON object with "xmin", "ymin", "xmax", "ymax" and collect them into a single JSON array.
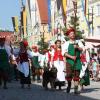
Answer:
[
  {"xmin": 0, "ymin": 68, "xmax": 8, "ymax": 83},
  {"xmin": 54, "ymin": 60, "xmax": 65, "ymax": 82},
  {"xmin": 80, "ymin": 68, "xmax": 90, "ymax": 86},
  {"xmin": 17, "ymin": 62, "xmax": 31, "ymax": 84},
  {"xmin": 19, "ymin": 72, "xmax": 31, "ymax": 84}
]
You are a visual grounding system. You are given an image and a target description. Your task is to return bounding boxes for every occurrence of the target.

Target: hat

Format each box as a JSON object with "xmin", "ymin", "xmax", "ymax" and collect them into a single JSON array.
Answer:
[
  {"xmin": 66, "ymin": 27, "xmax": 75, "ymax": 36},
  {"xmin": 20, "ymin": 40, "xmax": 28, "ymax": 48},
  {"xmin": 23, "ymin": 40, "xmax": 28, "ymax": 47}
]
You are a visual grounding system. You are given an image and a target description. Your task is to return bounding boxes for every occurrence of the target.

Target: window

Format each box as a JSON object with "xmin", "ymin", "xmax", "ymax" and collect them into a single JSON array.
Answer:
[
  {"xmin": 96, "ymin": 26, "xmax": 100, "ymax": 35},
  {"xmin": 97, "ymin": 4, "xmax": 100, "ymax": 16}
]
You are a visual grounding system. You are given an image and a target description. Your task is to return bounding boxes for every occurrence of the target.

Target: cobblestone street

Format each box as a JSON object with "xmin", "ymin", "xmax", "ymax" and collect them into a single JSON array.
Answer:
[{"xmin": 0, "ymin": 80, "xmax": 100, "ymax": 100}]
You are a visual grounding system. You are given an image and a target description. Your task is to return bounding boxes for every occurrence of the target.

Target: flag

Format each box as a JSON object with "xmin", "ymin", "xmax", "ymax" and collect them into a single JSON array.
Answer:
[
  {"xmin": 30, "ymin": 0, "xmax": 37, "ymax": 29},
  {"xmin": 81, "ymin": 0, "xmax": 91, "ymax": 32},
  {"xmin": 84, "ymin": 0, "xmax": 89, "ymax": 16},
  {"xmin": 12, "ymin": 16, "xmax": 19, "ymax": 33},
  {"xmin": 47, "ymin": 0, "xmax": 51, "ymax": 32},
  {"xmin": 37, "ymin": 0, "xmax": 48, "ymax": 24},
  {"xmin": 21, "ymin": 7, "xmax": 27, "ymax": 37},
  {"xmin": 62, "ymin": 0, "xmax": 67, "ymax": 16},
  {"xmin": 26, "ymin": 0, "xmax": 32, "ymax": 36},
  {"xmin": 62, "ymin": 0, "xmax": 67, "ymax": 26},
  {"xmin": 57, "ymin": 0, "xmax": 62, "ymax": 11}
]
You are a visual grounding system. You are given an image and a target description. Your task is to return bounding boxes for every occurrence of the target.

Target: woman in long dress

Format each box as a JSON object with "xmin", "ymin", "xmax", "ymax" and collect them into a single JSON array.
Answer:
[
  {"xmin": 51, "ymin": 40, "xmax": 65, "ymax": 90},
  {"xmin": 14, "ymin": 41, "xmax": 33, "ymax": 88}
]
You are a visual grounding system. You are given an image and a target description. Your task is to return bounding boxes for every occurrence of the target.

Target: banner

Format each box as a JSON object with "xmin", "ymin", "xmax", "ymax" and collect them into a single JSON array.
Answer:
[
  {"xmin": 21, "ymin": 7, "xmax": 27, "ymax": 37},
  {"xmin": 84, "ymin": 0, "xmax": 89, "ymax": 16},
  {"xmin": 26, "ymin": 0, "xmax": 32, "ymax": 36},
  {"xmin": 62, "ymin": 0, "xmax": 67, "ymax": 26},
  {"xmin": 12, "ymin": 16, "xmax": 19, "ymax": 33},
  {"xmin": 62, "ymin": 0, "xmax": 67, "ymax": 16},
  {"xmin": 81, "ymin": 0, "xmax": 91, "ymax": 32},
  {"xmin": 37, "ymin": 0, "xmax": 48, "ymax": 24},
  {"xmin": 57, "ymin": 0, "xmax": 62, "ymax": 11},
  {"xmin": 47, "ymin": 0, "xmax": 51, "ymax": 32}
]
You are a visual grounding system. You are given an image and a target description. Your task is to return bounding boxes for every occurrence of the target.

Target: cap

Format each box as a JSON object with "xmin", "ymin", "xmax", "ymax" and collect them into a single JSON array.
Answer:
[{"xmin": 66, "ymin": 27, "xmax": 75, "ymax": 36}]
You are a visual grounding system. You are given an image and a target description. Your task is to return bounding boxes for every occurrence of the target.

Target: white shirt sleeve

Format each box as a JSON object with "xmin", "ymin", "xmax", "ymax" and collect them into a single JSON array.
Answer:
[
  {"xmin": 77, "ymin": 40, "xmax": 85, "ymax": 51},
  {"xmin": 86, "ymin": 50, "xmax": 90, "ymax": 63},
  {"xmin": 13, "ymin": 48, "xmax": 20, "ymax": 55},
  {"xmin": 27, "ymin": 50, "xmax": 34, "ymax": 58},
  {"xmin": 51, "ymin": 49, "xmax": 54, "ymax": 57},
  {"xmin": 62, "ymin": 41, "xmax": 69, "ymax": 56},
  {"xmin": 5, "ymin": 45, "xmax": 12, "ymax": 57},
  {"xmin": 45, "ymin": 53, "xmax": 49, "ymax": 62},
  {"xmin": 37, "ymin": 53, "xmax": 41, "ymax": 62},
  {"xmin": 78, "ymin": 41, "xmax": 84, "ymax": 48}
]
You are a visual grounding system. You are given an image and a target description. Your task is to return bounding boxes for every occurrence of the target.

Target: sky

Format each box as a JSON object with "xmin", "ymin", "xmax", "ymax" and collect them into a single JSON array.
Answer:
[{"xmin": 0, "ymin": 0, "xmax": 26, "ymax": 31}]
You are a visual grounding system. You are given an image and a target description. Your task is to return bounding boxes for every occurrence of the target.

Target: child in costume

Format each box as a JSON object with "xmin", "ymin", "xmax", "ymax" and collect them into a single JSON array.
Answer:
[{"xmin": 31, "ymin": 46, "xmax": 41, "ymax": 82}]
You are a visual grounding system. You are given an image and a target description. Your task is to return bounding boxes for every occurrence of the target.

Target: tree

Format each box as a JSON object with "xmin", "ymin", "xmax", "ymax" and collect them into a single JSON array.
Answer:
[
  {"xmin": 69, "ymin": 15, "xmax": 83, "ymax": 39},
  {"xmin": 37, "ymin": 37, "xmax": 49, "ymax": 54}
]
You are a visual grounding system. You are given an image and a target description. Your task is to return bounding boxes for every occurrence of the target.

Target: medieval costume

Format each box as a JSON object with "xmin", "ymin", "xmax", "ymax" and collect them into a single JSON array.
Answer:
[
  {"xmin": 51, "ymin": 40, "xmax": 65, "ymax": 90},
  {"xmin": 80, "ymin": 48, "xmax": 90, "ymax": 90},
  {"xmin": 31, "ymin": 46, "xmax": 41, "ymax": 82},
  {"xmin": 62, "ymin": 28, "xmax": 84, "ymax": 94},
  {"xmin": 45, "ymin": 45, "xmax": 55, "ymax": 68},
  {"xmin": 14, "ymin": 41, "xmax": 33, "ymax": 88},
  {"xmin": 0, "ymin": 37, "xmax": 11, "ymax": 89}
]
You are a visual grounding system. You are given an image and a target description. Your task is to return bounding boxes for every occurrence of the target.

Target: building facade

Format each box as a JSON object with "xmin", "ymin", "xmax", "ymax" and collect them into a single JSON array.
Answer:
[{"xmin": 65, "ymin": 0, "xmax": 100, "ymax": 48}]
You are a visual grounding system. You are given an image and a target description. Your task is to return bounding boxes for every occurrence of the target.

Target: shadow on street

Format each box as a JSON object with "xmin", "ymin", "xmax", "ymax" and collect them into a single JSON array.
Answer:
[{"xmin": 0, "ymin": 81, "xmax": 99, "ymax": 100}]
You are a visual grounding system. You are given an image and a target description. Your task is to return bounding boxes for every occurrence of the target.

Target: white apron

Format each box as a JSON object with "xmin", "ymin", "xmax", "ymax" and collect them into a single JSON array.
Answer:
[
  {"xmin": 54, "ymin": 60, "xmax": 65, "ymax": 82},
  {"xmin": 17, "ymin": 62, "xmax": 29, "ymax": 77}
]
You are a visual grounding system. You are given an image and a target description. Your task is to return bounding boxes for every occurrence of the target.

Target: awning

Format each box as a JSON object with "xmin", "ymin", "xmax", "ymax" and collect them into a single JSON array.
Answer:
[{"xmin": 85, "ymin": 36, "xmax": 100, "ymax": 48}]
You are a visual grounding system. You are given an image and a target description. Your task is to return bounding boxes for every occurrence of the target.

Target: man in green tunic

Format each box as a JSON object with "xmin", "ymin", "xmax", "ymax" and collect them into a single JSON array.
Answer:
[{"xmin": 62, "ymin": 28, "xmax": 84, "ymax": 94}]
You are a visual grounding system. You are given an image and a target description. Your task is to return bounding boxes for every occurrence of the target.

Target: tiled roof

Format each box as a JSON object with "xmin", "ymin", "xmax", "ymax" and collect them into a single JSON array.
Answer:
[
  {"xmin": 0, "ymin": 31, "xmax": 14, "ymax": 37},
  {"xmin": 37, "ymin": 0, "xmax": 48, "ymax": 24}
]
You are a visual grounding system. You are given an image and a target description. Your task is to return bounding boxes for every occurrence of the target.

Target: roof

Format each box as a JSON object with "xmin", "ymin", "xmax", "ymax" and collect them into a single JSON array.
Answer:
[
  {"xmin": 0, "ymin": 31, "xmax": 14, "ymax": 37},
  {"xmin": 37, "ymin": 0, "xmax": 48, "ymax": 24}
]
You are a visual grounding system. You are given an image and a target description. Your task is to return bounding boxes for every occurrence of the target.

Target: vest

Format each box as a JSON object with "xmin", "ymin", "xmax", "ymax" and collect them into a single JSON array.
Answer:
[
  {"xmin": 53, "ymin": 49, "xmax": 63, "ymax": 61},
  {"xmin": 19, "ymin": 51, "xmax": 28, "ymax": 63}
]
